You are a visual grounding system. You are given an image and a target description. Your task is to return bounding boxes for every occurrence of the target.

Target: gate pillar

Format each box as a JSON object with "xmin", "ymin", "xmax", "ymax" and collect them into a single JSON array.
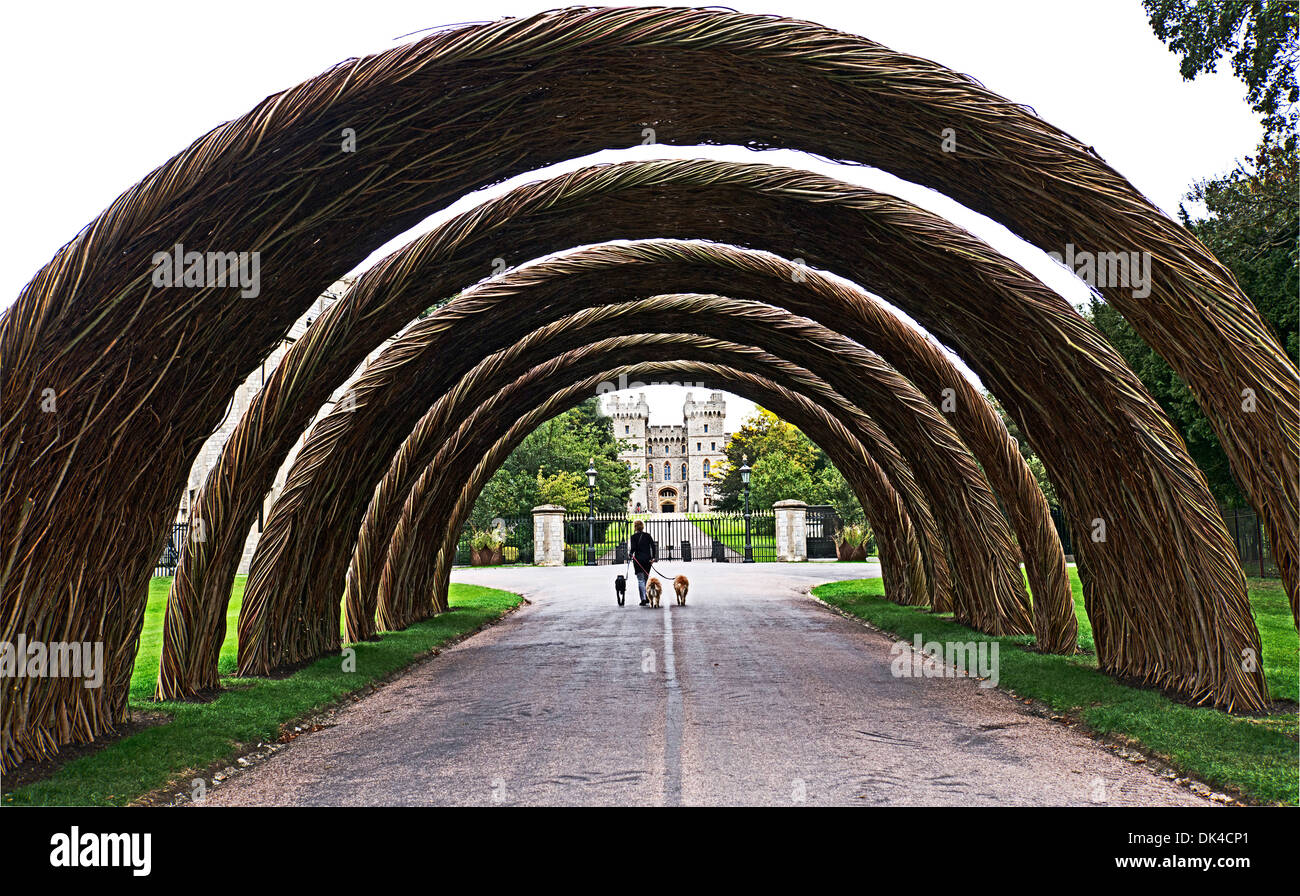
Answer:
[
  {"xmin": 774, "ymin": 499, "xmax": 808, "ymax": 562},
  {"xmin": 533, "ymin": 505, "xmax": 567, "ymax": 567}
]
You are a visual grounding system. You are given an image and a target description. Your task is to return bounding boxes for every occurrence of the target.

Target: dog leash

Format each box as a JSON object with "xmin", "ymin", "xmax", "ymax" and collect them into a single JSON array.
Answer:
[
  {"xmin": 648, "ymin": 560, "xmax": 679, "ymax": 579},
  {"xmin": 629, "ymin": 538, "xmax": 677, "ymax": 579},
  {"xmin": 630, "ymin": 556, "xmax": 677, "ymax": 582}
]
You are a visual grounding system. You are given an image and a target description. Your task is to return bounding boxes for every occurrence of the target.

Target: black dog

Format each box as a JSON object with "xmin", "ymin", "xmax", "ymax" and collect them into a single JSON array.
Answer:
[{"xmin": 614, "ymin": 574, "xmax": 627, "ymax": 607}]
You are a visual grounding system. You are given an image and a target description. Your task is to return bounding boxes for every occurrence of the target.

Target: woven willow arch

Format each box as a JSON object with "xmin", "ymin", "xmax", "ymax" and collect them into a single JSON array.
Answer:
[
  {"xmin": 344, "ymin": 295, "xmax": 1077, "ymax": 646},
  {"xmin": 167, "ymin": 160, "xmax": 1277, "ymax": 710},
  {"xmin": 394, "ymin": 357, "xmax": 940, "ymax": 634},
  {"xmin": 238, "ymin": 256, "xmax": 1112, "ymax": 673},
  {"xmin": 344, "ymin": 298, "xmax": 984, "ymax": 638},
  {"xmin": 349, "ymin": 319, "xmax": 935, "ymax": 634},
  {"xmin": 4, "ymin": 7, "xmax": 1292, "ymax": 762}
]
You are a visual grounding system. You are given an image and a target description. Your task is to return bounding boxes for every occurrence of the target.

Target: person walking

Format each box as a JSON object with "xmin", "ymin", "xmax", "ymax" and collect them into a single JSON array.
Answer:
[{"xmin": 629, "ymin": 520, "xmax": 657, "ymax": 606}]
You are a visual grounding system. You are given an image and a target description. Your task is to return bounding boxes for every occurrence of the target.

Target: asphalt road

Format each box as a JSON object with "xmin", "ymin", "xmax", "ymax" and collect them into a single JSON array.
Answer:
[{"xmin": 200, "ymin": 563, "xmax": 1206, "ymax": 806}]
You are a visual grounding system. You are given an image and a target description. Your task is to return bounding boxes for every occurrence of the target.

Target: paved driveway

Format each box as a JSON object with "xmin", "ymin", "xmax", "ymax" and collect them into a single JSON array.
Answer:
[{"xmin": 200, "ymin": 562, "xmax": 1205, "ymax": 806}]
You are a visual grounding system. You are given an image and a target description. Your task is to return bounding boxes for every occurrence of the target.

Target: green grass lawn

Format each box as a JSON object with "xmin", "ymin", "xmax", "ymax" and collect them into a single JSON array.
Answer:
[
  {"xmin": 127, "ymin": 576, "xmax": 246, "ymax": 704},
  {"xmin": 4, "ymin": 578, "xmax": 522, "ymax": 806},
  {"xmin": 813, "ymin": 570, "xmax": 1298, "ymax": 805},
  {"xmin": 684, "ymin": 513, "xmax": 777, "ymax": 561}
]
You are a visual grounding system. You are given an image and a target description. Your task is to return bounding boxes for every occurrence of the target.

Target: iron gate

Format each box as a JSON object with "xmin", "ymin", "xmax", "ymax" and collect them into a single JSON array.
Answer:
[
  {"xmin": 564, "ymin": 510, "xmax": 776, "ymax": 564},
  {"xmin": 1219, "ymin": 505, "xmax": 1279, "ymax": 578},
  {"xmin": 154, "ymin": 522, "xmax": 189, "ymax": 577},
  {"xmin": 805, "ymin": 504, "xmax": 841, "ymax": 559},
  {"xmin": 1050, "ymin": 504, "xmax": 1278, "ymax": 580}
]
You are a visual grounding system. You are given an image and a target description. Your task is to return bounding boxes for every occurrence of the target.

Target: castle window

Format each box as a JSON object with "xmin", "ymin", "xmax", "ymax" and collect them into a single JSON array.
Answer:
[
  {"xmin": 704, "ymin": 424, "xmax": 709, "ymax": 433},
  {"xmin": 681, "ymin": 463, "xmax": 687, "ymax": 481},
  {"xmin": 647, "ymin": 463, "xmax": 654, "ymax": 481},
  {"xmin": 697, "ymin": 442, "xmax": 701, "ymax": 451},
  {"xmin": 625, "ymin": 424, "xmax": 629, "ymax": 434},
  {"xmin": 711, "ymin": 442, "xmax": 716, "ymax": 451},
  {"xmin": 703, "ymin": 459, "xmax": 711, "ymax": 476},
  {"xmin": 664, "ymin": 462, "xmax": 671, "ymax": 481}
]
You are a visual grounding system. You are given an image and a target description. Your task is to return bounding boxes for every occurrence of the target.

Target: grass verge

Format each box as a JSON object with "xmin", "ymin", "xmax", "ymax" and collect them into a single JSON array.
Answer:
[
  {"xmin": 812, "ymin": 571, "xmax": 1298, "ymax": 806},
  {"xmin": 3, "ymin": 580, "xmax": 522, "ymax": 806}
]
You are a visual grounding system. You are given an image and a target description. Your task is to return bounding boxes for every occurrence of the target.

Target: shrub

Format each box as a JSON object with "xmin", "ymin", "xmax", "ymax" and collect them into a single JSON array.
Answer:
[
  {"xmin": 834, "ymin": 523, "xmax": 867, "ymax": 548},
  {"xmin": 469, "ymin": 524, "xmax": 511, "ymax": 550}
]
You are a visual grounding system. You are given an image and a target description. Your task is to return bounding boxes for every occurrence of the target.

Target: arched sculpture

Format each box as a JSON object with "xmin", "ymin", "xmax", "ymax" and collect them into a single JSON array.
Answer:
[
  {"xmin": 3, "ymin": 7, "xmax": 1291, "ymax": 765},
  {"xmin": 396, "ymin": 358, "xmax": 935, "ymax": 632},
  {"xmin": 376, "ymin": 356, "xmax": 933, "ymax": 632}
]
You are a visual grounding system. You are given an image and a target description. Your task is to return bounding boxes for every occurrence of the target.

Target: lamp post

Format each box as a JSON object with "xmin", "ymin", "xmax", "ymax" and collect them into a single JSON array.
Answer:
[
  {"xmin": 740, "ymin": 454, "xmax": 754, "ymax": 563},
  {"xmin": 586, "ymin": 458, "xmax": 598, "ymax": 566}
]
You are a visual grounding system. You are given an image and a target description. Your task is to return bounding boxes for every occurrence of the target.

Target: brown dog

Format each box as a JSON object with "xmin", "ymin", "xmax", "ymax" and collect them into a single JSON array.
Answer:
[
  {"xmin": 673, "ymin": 575, "xmax": 689, "ymax": 606},
  {"xmin": 646, "ymin": 577, "xmax": 662, "ymax": 608}
]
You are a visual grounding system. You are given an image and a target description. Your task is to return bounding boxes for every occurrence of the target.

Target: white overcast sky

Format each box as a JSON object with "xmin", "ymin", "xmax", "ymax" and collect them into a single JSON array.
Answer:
[{"xmin": 1, "ymin": 0, "xmax": 1262, "ymax": 430}]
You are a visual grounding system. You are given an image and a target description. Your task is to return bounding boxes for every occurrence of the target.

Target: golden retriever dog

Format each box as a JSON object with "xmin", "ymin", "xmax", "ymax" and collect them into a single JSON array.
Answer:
[
  {"xmin": 673, "ymin": 575, "xmax": 689, "ymax": 606},
  {"xmin": 646, "ymin": 576, "xmax": 662, "ymax": 608}
]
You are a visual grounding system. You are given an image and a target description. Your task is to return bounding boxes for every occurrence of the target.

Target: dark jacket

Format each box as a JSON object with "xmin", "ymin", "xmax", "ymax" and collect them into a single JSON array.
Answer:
[{"xmin": 629, "ymin": 531, "xmax": 656, "ymax": 575}]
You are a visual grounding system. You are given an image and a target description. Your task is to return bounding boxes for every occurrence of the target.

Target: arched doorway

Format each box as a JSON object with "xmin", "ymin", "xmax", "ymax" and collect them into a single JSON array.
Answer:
[{"xmin": 659, "ymin": 487, "xmax": 678, "ymax": 513}]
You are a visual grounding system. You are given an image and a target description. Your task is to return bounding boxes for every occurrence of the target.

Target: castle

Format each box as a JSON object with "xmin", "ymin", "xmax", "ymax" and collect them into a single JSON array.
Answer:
[{"xmin": 606, "ymin": 392, "xmax": 731, "ymax": 514}]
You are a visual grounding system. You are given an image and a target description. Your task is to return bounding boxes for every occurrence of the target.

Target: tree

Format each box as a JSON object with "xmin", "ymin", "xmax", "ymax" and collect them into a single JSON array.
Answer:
[
  {"xmin": 469, "ymin": 397, "xmax": 634, "ymax": 524},
  {"xmin": 1145, "ymin": 0, "xmax": 1297, "ymax": 148},
  {"xmin": 1186, "ymin": 142, "xmax": 1298, "ymax": 361},
  {"xmin": 809, "ymin": 464, "xmax": 866, "ymax": 524},
  {"xmin": 471, "ymin": 469, "xmax": 539, "ymax": 528},
  {"xmin": 711, "ymin": 407, "xmax": 863, "ymax": 517},
  {"xmin": 749, "ymin": 449, "xmax": 816, "ymax": 510},
  {"xmin": 712, "ymin": 408, "xmax": 819, "ymax": 510},
  {"xmin": 534, "ymin": 468, "xmax": 588, "ymax": 511}
]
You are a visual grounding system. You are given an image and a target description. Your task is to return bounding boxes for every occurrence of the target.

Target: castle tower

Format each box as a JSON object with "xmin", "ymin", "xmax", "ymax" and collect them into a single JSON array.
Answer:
[
  {"xmin": 684, "ymin": 392, "xmax": 729, "ymax": 512},
  {"xmin": 608, "ymin": 393, "xmax": 650, "ymax": 512}
]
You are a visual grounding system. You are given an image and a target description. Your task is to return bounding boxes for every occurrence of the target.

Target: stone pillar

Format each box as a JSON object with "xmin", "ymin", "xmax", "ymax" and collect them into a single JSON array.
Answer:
[
  {"xmin": 774, "ymin": 499, "xmax": 808, "ymax": 562},
  {"xmin": 533, "ymin": 505, "xmax": 567, "ymax": 567}
]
